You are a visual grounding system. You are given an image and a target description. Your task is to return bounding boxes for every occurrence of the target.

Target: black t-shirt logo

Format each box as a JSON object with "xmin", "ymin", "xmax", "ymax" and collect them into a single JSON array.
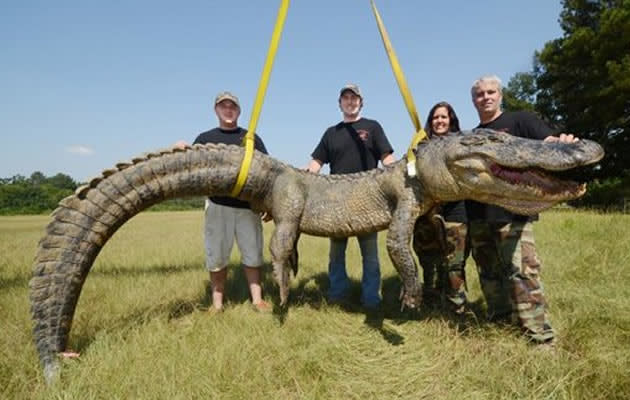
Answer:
[{"xmin": 357, "ymin": 129, "xmax": 369, "ymax": 142}]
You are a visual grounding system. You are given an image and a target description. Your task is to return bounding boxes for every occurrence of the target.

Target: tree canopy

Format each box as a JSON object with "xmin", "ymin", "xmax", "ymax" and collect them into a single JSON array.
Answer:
[
  {"xmin": 505, "ymin": 0, "xmax": 630, "ymax": 179},
  {"xmin": 0, "ymin": 172, "xmax": 79, "ymax": 215},
  {"xmin": 0, "ymin": 171, "xmax": 204, "ymax": 215}
]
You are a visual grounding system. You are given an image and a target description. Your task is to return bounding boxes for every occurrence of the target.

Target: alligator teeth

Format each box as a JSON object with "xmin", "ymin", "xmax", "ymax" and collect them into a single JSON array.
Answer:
[{"xmin": 490, "ymin": 163, "xmax": 583, "ymax": 197}]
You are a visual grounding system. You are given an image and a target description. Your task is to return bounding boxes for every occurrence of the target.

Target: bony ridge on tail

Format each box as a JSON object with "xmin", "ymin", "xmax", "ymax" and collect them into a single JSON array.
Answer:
[{"xmin": 29, "ymin": 129, "xmax": 603, "ymax": 382}]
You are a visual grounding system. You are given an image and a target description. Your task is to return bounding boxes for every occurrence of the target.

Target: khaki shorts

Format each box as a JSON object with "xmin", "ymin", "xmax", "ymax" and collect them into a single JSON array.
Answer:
[{"xmin": 204, "ymin": 201, "xmax": 264, "ymax": 271}]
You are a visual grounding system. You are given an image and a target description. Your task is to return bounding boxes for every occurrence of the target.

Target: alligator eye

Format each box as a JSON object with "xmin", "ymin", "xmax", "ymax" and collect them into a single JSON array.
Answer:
[
  {"xmin": 487, "ymin": 134, "xmax": 504, "ymax": 142},
  {"xmin": 460, "ymin": 136, "xmax": 485, "ymax": 146}
]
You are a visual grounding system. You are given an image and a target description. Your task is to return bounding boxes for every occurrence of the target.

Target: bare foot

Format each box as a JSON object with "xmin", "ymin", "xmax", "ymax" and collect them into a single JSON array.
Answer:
[{"xmin": 59, "ymin": 351, "xmax": 80, "ymax": 359}]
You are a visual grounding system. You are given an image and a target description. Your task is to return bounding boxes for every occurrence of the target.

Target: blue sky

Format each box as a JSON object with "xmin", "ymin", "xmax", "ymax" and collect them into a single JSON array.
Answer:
[{"xmin": 1, "ymin": 1, "xmax": 563, "ymax": 181}]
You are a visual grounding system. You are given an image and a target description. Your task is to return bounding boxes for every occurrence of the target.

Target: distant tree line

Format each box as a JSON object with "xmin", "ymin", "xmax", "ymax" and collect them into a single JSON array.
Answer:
[
  {"xmin": 4, "ymin": 2, "xmax": 628, "ymax": 214},
  {"xmin": 503, "ymin": 0, "xmax": 630, "ymax": 211},
  {"xmin": 0, "ymin": 172, "xmax": 204, "ymax": 215},
  {"xmin": 0, "ymin": 172, "xmax": 78, "ymax": 215}
]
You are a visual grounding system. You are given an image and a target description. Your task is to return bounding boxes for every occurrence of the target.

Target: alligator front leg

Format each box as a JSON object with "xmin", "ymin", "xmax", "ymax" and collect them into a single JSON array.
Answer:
[
  {"xmin": 269, "ymin": 174, "xmax": 305, "ymax": 306},
  {"xmin": 386, "ymin": 203, "xmax": 422, "ymax": 309},
  {"xmin": 270, "ymin": 221, "xmax": 300, "ymax": 306}
]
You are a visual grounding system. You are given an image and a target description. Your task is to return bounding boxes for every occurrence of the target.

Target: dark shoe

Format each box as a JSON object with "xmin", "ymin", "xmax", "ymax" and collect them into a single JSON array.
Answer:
[
  {"xmin": 328, "ymin": 297, "xmax": 358, "ymax": 312},
  {"xmin": 328, "ymin": 297, "xmax": 349, "ymax": 306},
  {"xmin": 450, "ymin": 302, "xmax": 467, "ymax": 315},
  {"xmin": 535, "ymin": 338, "xmax": 557, "ymax": 353},
  {"xmin": 363, "ymin": 305, "xmax": 384, "ymax": 321},
  {"xmin": 422, "ymin": 288, "xmax": 441, "ymax": 306}
]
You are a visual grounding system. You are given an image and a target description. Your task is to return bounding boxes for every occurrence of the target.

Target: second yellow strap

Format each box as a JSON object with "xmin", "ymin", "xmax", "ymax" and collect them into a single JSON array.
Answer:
[{"xmin": 370, "ymin": 0, "xmax": 427, "ymax": 176}]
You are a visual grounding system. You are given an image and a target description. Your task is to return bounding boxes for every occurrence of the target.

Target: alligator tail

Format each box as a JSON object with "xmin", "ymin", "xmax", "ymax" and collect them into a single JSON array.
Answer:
[{"xmin": 29, "ymin": 143, "xmax": 258, "ymax": 383}]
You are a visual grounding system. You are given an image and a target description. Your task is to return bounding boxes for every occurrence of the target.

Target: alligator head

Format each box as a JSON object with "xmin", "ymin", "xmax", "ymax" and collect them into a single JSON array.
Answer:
[{"xmin": 414, "ymin": 129, "xmax": 605, "ymax": 214}]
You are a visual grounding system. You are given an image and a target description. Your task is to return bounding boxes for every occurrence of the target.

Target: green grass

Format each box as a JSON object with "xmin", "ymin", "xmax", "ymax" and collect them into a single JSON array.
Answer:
[{"xmin": 1, "ymin": 210, "xmax": 629, "ymax": 399}]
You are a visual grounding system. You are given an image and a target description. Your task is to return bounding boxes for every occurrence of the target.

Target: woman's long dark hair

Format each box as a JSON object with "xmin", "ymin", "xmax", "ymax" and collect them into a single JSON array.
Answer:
[{"xmin": 425, "ymin": 101, "xmax": 460, "ymax": 137}]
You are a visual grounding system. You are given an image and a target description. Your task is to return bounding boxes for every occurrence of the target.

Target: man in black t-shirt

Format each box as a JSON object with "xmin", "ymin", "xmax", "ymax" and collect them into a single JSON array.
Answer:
[
  {"xmin": 307, "ymin": 84, "xmax": 394, "ymax": 309},
  {"xmin": 468, "ymin": 75, "xmax": 577, "ymax": 344},
  {"xmin": 176, "ymin": 91, "xmax": 270, "ymax": 313}
]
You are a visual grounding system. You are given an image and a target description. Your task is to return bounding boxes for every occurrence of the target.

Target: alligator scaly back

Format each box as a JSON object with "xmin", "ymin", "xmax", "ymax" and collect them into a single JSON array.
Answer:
[
  {"xmin": 29, "ymin": 143, "xmax": 282, "ymax": 382},
  {"xmin": 30, "ymin": 130, "xmax": 605, "ymax": 383}
]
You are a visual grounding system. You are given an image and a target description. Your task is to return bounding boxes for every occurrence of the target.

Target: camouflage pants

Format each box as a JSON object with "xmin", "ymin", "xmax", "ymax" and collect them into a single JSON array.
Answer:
[
  {"xmin": 468, "ymin": 220, "xmax": 554, "ymax": 343},
  {"xmin": 413, "ymin": 217, "xmax": 468, "ymax": 310}
]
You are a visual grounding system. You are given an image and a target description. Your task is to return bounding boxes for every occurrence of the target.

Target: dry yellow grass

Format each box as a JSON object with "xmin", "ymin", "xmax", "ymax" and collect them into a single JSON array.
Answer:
[{"xmin": 1, "ymin": 210, "xmax": 629, "ymax": 399}]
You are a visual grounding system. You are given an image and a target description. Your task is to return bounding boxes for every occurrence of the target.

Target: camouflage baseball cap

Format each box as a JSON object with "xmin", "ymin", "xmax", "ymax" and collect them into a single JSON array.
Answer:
[
  {"xmin": 214, "ymin": 91, "xmax": 240, "ymax": 108},
  {"xmin": 339, "ymin": 83, "xmax": 362, "ymax": 99}
]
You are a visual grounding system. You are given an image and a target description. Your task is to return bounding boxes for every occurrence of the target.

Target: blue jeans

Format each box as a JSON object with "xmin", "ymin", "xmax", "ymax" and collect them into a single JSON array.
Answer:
[{"xmin": 328, "ymin": 232, "xmax": 381, "ymax": 308}]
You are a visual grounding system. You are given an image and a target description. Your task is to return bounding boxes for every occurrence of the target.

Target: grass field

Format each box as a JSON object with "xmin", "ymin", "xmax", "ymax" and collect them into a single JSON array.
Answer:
[{"xmin": 1, "ymin": 210, "xmax": 629, "ymax": 399}]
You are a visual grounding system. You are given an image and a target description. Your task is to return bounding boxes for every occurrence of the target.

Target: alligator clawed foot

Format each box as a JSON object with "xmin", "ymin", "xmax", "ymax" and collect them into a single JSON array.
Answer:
[
  {"xmin": 279, "ymin": 267, "xmax": 291, "ymax": 306},
  {"xmin": 279, "ymin": 286, "xmax": 289, "ymax": 306},
  {"xmin": 43, "ymin": 360, "xmax": 60, "ymax": 385},
  {"xmin": 399, "ymin": 284, "xmax": 423, "ymax": 312},
  {"xmin": 273, "ymin": 262, "xmax": 292, "ymax": 306}
]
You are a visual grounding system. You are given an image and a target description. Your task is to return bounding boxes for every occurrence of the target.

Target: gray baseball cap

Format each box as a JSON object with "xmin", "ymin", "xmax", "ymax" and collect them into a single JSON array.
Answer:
[
  {"xmin": 339, "ymin": 83, "xmax": 362, "ymax": 99},
  {"xmin": 214, "ymin": 91, "xmax": 240, "ymax": 108}
]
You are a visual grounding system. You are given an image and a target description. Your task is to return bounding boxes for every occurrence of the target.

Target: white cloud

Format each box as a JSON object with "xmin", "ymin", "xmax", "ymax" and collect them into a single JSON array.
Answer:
[{"xmin": 66, "ymin": 145, "xmax": 94, "ymax": 156}]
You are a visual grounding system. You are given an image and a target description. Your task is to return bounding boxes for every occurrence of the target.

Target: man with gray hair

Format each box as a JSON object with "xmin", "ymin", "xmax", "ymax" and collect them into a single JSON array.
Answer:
[{"xmin": 467, "ymin": 75, "xmax": 576, "ymax": 345}]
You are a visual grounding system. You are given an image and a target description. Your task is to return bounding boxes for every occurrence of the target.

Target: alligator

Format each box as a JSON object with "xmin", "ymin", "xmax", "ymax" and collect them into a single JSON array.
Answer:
[{"xmin": 29, "ymin": 129, "xmax": 603, "ymax": 382}]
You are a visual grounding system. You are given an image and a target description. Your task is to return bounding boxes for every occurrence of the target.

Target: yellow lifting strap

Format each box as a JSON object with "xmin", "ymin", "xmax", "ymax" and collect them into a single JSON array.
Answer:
[
  {"xmin": 231, "ymin": 0, "xmax": 290, "ymax": 197},
  {"xmin": 370, "ymin": 0, "xmax": 427, "ymax": 177}
]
